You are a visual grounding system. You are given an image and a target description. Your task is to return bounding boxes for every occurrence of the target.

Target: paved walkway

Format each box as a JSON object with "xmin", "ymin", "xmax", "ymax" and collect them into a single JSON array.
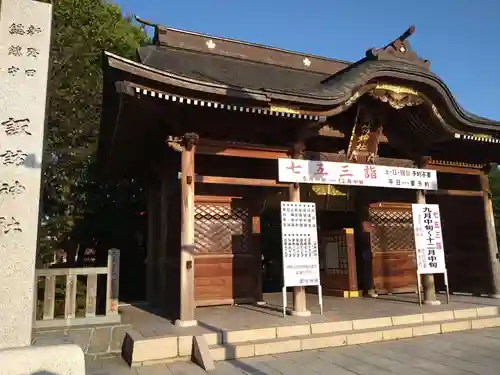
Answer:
[{"xmin": 87, "ymin": 328, "xmax": 500, "ymax": 375}]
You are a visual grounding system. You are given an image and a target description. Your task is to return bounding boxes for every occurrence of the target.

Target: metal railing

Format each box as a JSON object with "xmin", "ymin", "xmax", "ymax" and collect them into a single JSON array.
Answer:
[{"xmin": 34, "ymin": 248, "xmax": 120, "ymax": 328}]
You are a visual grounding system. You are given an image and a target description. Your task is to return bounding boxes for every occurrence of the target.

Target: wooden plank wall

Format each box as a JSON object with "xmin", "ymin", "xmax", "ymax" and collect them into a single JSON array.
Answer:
[
  {"xmin": 367, "ymin": 169, "xmax": 492, "ymax": 296},
  {"xmin": 193, "ymin": 195, "xmax": 257, "ymax": 306},
  {"xmin": 368, "ymin": 203, "xmax": 418, "ymax": 294}
]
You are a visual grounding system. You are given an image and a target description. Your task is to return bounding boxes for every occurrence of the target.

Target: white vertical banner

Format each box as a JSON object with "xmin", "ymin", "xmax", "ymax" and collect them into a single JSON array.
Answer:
[
  {"xmin": 280, "ymin": 201, "xmax": 323, "ymax": 316},
  {"xmin": 280, "ymin": 201, "xmax": 320, "ymax": 287},
  {"xmin": 411, "ymin": 204, "xmax": 446, "ymax": 274},
  {"xmin": 412, "ymin": 203, "xmax": 450, "ymax": 305}
]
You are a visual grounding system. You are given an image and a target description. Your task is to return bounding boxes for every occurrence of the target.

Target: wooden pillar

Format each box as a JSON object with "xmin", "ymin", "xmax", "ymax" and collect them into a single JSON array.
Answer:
[
  {"xmin": 288, "ymin": 143, "xmax": 311, "ymax": 317},
  {"xmin": 480, "ymin": 168, "xmax": 500, "ymax": 298},
  {"xmin": 175, "ymin": 133, "xmax": 199, "ymax": 327},
  {"xmin": 416, "ymin": 189, "xmax": 440, "ymax": 305}
]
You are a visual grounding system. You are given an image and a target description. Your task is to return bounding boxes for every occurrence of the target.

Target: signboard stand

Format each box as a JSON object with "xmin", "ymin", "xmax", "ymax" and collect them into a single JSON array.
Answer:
[
  {"xmin": 444, "ymin": 272, "xmax": 450, "ymax": 304},
  {"xmin": 416, "ymin": 271, "xmax": 450, "ymax": 306},
  {"xmin": 412, "ymin": 204, "xmax": 450, "ymax": 306},
  {"xmin": 318, "ymin": 284, "xmax": 324, "ymax": 315},
  {"xmin": 281, "ymin": 285, "xmax": 323, "ymax": 318},
  {"xmin": 282, "ymin": 286, "xmax": 286, "ymax": 318},
  {"xmin": 416, "ymin": 272, "xmax": 422, "ymax": 306},
  {"xmin": 280, "ymin": 201, "xmax": 323, "ymax": 317}
]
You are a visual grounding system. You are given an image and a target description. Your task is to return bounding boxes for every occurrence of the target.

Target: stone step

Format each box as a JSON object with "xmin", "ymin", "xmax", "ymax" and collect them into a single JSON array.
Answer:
[
  {"xmin": 121, "ymin": 306, "xmax": 500, "ymax": 366},
  {"xmin": 220, "ymin": 306, "xmax": 500, "ymax": 345},
  {"xmin": 209, "ymin": 315, "xmax": 500, "ymax": 361}
]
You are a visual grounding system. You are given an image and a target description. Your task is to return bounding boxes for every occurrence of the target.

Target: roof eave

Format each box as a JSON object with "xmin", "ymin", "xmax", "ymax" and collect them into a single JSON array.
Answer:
[{"xmin": 103, "ymin": 52, "xmax": 500, "ymax": 137}]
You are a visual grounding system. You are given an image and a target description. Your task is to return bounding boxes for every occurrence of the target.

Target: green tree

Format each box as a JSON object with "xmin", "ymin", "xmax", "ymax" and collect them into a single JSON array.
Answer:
[{"xmin": 41, "ymin": 0, "xmax": 148, "ymax": 263}]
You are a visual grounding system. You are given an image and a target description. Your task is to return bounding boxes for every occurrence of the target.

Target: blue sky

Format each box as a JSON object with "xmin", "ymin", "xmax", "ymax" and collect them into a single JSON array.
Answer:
[{"xmin": 114, "ymin": 0, "xmax": 500, "ymax": 121}]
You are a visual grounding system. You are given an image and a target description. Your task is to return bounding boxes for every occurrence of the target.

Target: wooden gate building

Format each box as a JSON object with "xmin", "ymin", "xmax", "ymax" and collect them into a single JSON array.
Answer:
[{"xmin": 99, "ymin": 24, "xmax": 500, "ymax": 326}]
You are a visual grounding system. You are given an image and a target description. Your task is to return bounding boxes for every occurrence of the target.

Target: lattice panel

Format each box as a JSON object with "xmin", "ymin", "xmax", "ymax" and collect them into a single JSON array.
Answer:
[
  {"xmin": 194, "ymin": 203, "xmax": 249, "ymax": 254},
  {"xmin": 369, "ymin": 209, "xmax": 415, "ymax": 253},
  {"xmin": 323, "ymin": 232, "xmax": 348, "ymax": 275}
]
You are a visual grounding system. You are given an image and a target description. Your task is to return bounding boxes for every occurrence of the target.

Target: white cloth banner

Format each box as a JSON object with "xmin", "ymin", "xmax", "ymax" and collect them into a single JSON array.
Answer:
[
  {"xmin": 278, "ymin": 158, "xmax": 438, "ymax": 190},
  {"xmin": 280, "ymin": 201, "xmax": 320, "ymax": 287},
  {"xmin": 411, "ymin": 204, "xmax": 447, "ymax": 274}
]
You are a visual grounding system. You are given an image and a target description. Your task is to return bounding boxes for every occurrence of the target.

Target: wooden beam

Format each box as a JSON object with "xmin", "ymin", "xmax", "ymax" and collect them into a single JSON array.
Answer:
[
  {"xmin": 178, "ymin": 173, "xmax": 288, "ymax": 187},
  {"xmin": 426, "ymin": 189, "xmax": 483, "ymax": 197},
  {"xmin": 179, "ymin": 172, "xmax": 484, "ymax": 196},
  {"xmin": 193, "ymin": 139, "xmax": 483, "ymax": 178},
  {"xmin": 196, "ymin": 140, "xmax": 288, "ymax": 160},
  {"xmin": 426, "ymin": 164, "xmax": 482, "ymax": 175}
]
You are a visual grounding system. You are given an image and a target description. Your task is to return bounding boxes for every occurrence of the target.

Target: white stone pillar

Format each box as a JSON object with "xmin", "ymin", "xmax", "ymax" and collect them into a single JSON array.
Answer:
[{"xmin": 0, "ymin": 0, "xmax": 52, "ymax": 348}]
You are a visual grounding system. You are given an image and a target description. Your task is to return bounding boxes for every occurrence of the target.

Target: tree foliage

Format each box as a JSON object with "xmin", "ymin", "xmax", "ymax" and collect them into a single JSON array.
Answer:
[{"xmin": 40, "ymin": 0, "xmax": 148, "ymax": 263}]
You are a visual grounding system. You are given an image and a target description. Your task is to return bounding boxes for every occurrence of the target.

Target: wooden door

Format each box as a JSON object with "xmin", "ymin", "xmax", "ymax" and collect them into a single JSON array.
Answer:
[
  {"xmin": 368, "ymin": 203, "xmax": 418, "ymax": 294},
  {"xmin": 318, "ymin": 229, "xmax": 358, "ymax": 296},
  {"xmin": 193, "ymin": 195, "xmax": 257, "ymax": 306}
]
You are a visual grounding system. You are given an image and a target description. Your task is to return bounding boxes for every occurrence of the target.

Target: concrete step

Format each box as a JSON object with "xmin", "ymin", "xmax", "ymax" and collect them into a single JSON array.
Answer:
[
  {"xmin": 219, "ymin": 305, "xmax": 499, "ymax": 345},
  {"xmin": 209, "ymin": 314, "xmax": 500, "ymax": 361},
  {"xmin": 121, "ymin": 306, "xmax": 500, "ymax": 366}
]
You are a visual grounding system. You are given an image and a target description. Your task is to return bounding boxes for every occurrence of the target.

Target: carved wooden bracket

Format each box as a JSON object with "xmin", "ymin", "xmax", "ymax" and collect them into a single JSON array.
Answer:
[
  {"xmin": 366, "ymin": 25, "xmax": 430, "ymax": 70},
  {"xmin": 166, "ymin": 133, "xmax": 200, "ymax": 152},
  {"xmin": 183, "ymin": 133, "xmax": 199, "ymax": 151},
  {"xmin": 417, "ymin": 156, "xmax": 432, "ymax": 168},
  {"xmin": 482, "ymin": 163, "xmax": 496, "ymax": 175},
  {"xmin": 166, "ymin": 135, "xmax": 183, "ymax": 152},
  {"xmin": 287, "ymin": 140, "xmax": 306, "ymax": 159}
]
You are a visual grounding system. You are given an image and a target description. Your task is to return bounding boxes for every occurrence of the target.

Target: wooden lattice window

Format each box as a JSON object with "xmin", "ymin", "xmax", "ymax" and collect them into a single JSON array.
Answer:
[
  {"xmin": 322, "ymin": 231, "xmax": 348, "ymax": 275},
  {"xmin": 194, "ymin": 203, "xmax": 249, "ymax": 254},
  {"xmin": 369, "ymin": 207, "xmax": 415, "ymax": 253}
]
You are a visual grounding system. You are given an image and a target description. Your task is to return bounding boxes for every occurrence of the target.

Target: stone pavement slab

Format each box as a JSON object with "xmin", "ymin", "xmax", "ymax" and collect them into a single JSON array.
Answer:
[{"xmin": 87, "ymin": 327, "xmax": 500, "ymax": 375}]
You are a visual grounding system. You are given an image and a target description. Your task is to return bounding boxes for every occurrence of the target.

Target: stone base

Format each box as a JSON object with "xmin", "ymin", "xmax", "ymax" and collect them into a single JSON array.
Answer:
[
  {"xmin": 122, "ymin": 330, "xmax": 182, "ymax": 367},
  {"xmin": 423, "ymin": 299, "xmax": 442, "ymax": 306},
  {"xmin": 0, "ymin": 344, "xmax": 85, "ymax": 375},
  {"xmin": 175, "ymin": 319, "xmax": 198, "ymax": 328},
  {"xmin": 289, "ymin": 310, "xmax": 312, "ymax": 317}
]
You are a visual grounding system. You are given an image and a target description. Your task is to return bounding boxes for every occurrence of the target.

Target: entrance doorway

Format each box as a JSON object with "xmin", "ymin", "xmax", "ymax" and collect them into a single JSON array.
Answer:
[
  {"xmin": 259, "ymin": 206, "xmax": 361, "ymax": 295},
  {"xmin": 260, "ymin": 208, "xmax": 283, "ymax": 293}
]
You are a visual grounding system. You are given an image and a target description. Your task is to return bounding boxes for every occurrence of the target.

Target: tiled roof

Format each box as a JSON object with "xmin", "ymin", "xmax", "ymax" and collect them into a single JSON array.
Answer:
[{"xmin": 138, "ymin": 45, "xmax": 330, "ymax": 97}]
